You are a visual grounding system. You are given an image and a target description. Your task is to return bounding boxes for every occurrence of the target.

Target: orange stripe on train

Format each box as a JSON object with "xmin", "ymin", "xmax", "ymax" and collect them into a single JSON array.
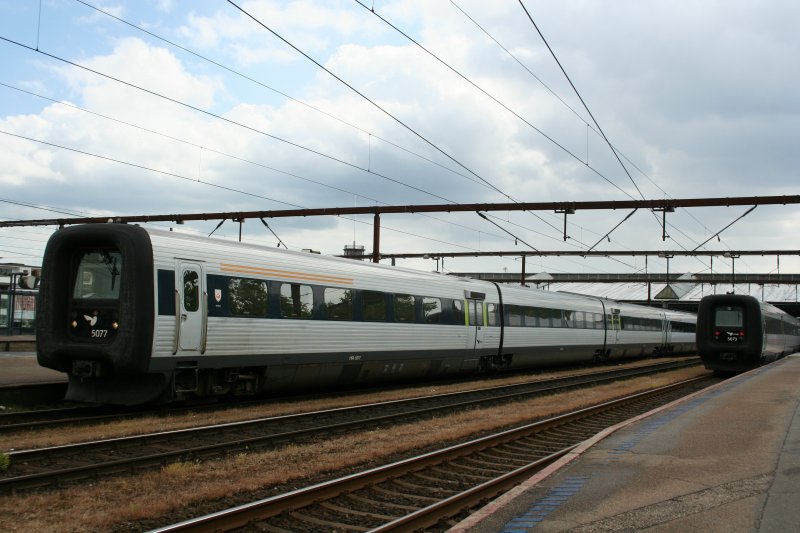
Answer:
[{"xmin": 220, "ymin": 263, "xmax": 353, "ymax": 285}]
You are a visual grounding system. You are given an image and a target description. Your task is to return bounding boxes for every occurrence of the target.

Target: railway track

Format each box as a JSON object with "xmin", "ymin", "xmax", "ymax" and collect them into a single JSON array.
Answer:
[
  {"xmin": 152, "ymin": 376, "xmax": 714, "ymax": 533},
  {"xmin": 0, "ymin": 382, "xmax": 67, "ymax": 406},
  {"xmin": 0, "ymin": 404, "xmax": 130, "ymax": 433},
  {"xmin": 0, "ymin": 397, "xmax": 272, "ymax": 434},
  {"xmin": 0, "ymin": 358, "xmax": 691, "ymax": 433},
  {"xmin": 0, "ymin": 358, "xmax": 699, "ymax": 493}
]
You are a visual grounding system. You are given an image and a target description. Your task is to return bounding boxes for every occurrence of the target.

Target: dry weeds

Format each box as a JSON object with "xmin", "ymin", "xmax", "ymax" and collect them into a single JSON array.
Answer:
[
  {"xmin": 0, "ymin": 356, "xmax": 695, "ymax": 452},
  {"xmin": 0, "ymin": 366, "xmax": 706, "ymax": 532}
]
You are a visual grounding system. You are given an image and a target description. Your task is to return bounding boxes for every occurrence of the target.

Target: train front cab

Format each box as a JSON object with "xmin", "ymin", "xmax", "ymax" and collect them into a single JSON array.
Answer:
[
  {"xmin": 37, "ymin": 224, "xmax": 164, "ymax": 404},
  {"xmin": 697, "ymin": 294, "xmax": 762, "ymax": 373}
]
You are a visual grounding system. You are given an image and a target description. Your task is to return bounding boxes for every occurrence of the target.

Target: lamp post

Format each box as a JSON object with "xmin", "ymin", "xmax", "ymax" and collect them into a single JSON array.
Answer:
[
  {"xmin": 723, "ymin": 252, "xmax": 740, "ymax": 293},
  {"xmin": 423, "ymin": 254, "xmax": 439, "ymax": 272},
  {"xmin": 6, "ymin": 272, "xmax": 19, "ymax": 336},
  {"xmin": 658, "ymin": 253, "xmax": 674, "ymax": 284}
]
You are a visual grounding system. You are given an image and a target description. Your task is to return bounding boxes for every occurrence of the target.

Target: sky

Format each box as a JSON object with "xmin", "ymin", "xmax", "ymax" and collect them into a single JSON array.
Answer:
[{"xmin": 0, "ymin": 0, "xmax": 798, "ymax": 281}]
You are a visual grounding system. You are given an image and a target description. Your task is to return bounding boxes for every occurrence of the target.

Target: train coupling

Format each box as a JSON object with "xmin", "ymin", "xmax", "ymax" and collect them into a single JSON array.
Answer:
[{"xmin": 72, "ymin": 360, "xmax": 104, "ymax": 378}]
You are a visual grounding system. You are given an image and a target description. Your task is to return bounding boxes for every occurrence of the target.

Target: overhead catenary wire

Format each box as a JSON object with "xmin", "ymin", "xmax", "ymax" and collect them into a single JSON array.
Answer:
[
  {"xmin": 1, "ymin": 33, "xmax": 512, "ymax": 256},
  {"xmin": 228, "ymin": 0, "xmax": 512, "ymax": 202},
  {"xmin": 229, "ymin": 0, "xmax": 626, "ymax": 254},
  {"xmin": 260, "ymin": 218, "xmax": 287, "ymax": 249},
  {"xmin": 587, "ymin": 209, "xmax": 638, "ymax": 252},
  {"xmin": 0, "ymin": 129, "xmax": 484, "ymax": 253},
  {"xmin": 477, "ymin": 212, "xmax": 539, "ymax": 252},
  {"xmin": 0, "ymin": 82, "xmax": 513, "ymax": 245},
  {"xmin": 449, "ymin": 0, "xmax": 591, "ymax": 128},
  {"xmin": 0, "ymin": 196, "xmax": 91, "ymax": 219},
  {"xmin": 451, "ymin": 0, "xmax": 693, "ymax": 252},
  {"xmin": 516, "ymin": 0, "xmax": 645, "ymax": 202},
  {"xmin": 450, "ymin": 2, "xmax": 724, "ymax": 258},
  {"xmin": 352, "ymin": 0, "xmax": 636, "ymax": 202},
  {"xmin": 71, "ymin": 0, "xmax": 491, "ymax": 191},
  {"xmin": 348, "ymin": 0, "xmax": 666, "ymax": 270},
  {"xmin": 515, "ymin": 0, "xmax": 688, "ymax": 250},
  {"xmin": 0, "ymin": 36, "xmax": 457, "ymax": 205},
  {"xmin": 3, "ymin": 3, "xmax": 771, "ymax": 276},
  {"xmin": 11, "ymin": 2, "xmax": 654, "ymax": 271},
  {"xmin": 0, "ymin": 247, "xmax": 42, "ymax": 258},
  {"xmin": 56, "ymin": 0, "xmax": 626, "ymax": 257},
  {"xmin": 691, "ymin": 205, "xmax": 757, "ymax": 252}
]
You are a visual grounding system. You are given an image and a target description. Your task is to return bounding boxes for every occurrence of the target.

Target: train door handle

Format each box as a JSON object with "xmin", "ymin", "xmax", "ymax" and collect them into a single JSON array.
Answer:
[{"xmin": 181, "ymin": 313, "xmax": 187, "ymax": 322}]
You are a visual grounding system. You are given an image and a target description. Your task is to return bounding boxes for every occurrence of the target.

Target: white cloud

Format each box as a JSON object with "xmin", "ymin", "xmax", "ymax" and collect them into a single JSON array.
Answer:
[{"xmin": 0, "ymin": 1, "xmax": 798, "ymax": 273}]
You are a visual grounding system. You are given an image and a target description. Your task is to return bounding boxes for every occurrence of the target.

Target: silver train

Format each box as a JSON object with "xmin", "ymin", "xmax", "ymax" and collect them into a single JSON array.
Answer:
[
  {"xmin": 36, "ymin": 224, "xmax": 697, "ymax": 405},
  {"xmin": 697, "ymin": 294, "xmax": 800, "ymax": 373}
]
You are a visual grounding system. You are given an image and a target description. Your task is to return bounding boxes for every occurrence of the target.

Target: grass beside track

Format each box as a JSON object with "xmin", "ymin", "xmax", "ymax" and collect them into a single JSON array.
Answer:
[
  {"xmin": 0, "ymin": 366, "xmax": 707, "ymax": 532},
  {"xmin": 0, "ymin": 356, "xmax": 696, "ymax": 452}
]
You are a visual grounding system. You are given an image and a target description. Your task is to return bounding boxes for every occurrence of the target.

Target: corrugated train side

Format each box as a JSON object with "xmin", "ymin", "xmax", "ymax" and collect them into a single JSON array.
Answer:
[{"xmin": 37, "ymin": 224, "xmax": 697, "ymax": 404}]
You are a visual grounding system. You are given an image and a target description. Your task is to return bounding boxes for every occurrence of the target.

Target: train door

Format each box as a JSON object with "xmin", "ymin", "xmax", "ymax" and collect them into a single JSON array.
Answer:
[
  {"xmin": 467, "ymin": 298, "xmax": 485, "ymax": 351},
  {"xmin": 176, "ymin": 260, "xmax": 206, "ymax": 354},
  {"xmin": 608, "ymin": 308, "xmax": 621, "ymax": 345}
]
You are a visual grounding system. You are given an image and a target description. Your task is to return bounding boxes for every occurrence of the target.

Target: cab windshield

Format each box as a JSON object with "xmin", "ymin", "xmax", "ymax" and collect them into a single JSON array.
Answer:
[
  {"xmin": 73, "ymin": 250, "xmax": 122, "ymax": 300},
  {"xmin": 714, "ymin": 306, "xmax": 743, "ymax": 328}
]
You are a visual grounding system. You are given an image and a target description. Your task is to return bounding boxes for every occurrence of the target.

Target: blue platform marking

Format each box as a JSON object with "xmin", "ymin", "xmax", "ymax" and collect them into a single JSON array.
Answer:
[
  {"xmin": 499, "ymin": 371, "xmax": 765, "ymax": 531},
  {"xmin": 500, "ymin": 476, "xmax": 590, "ymax": 532}
]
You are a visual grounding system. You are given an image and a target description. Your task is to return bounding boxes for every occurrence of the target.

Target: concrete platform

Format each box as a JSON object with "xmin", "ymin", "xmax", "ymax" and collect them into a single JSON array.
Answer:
[
  {"xmin": 0, "ymin": 334, "xmax": 36, "ymax": 352},
  {"xmin": 0, "ymin": 352, "xmax": 65, "ymax": 386},
  {"xmin": 451, "ymin": 354, "xmax": 800, "ymax": 532}
]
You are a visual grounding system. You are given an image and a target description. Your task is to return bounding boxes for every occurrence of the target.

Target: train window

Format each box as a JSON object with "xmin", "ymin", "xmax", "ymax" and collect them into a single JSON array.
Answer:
[
  {"xmin": 714, "ymin": 306, "xmax": 743, "ymax": 328},
  {"xmin": 229, "ymin": 278, "xmax": 268, "ymax": 317},
  {"xmin": 422, "ymin": 297, "xmax": 442, "ymax": 324},
  {"xmin": 280, "ymin": 283, "xmax": 313, "ymax": 318},
  {"xmin": 574, "ymin": 311, "xmax": 585, "ymax": 329},
  {"xmin": 363, "ymin": 291, "xmax": 387, "ymax": 321},
  {"xmin": 487, "ymin": 303, "xmax": 499, "ymax": 326},
  {"xmin": 394, "ymin": 294, "xmax": 416, "ymax": 322},
  {"xmin": 523, "ymin": 307, "xmax": 536, "ymax": 327},
  {"xmin": 563, "ymin": 310, "xmax": 575, "ymax": 328},
  {"xmin": 453, "ymin": 300, "xmax": 465, "ymax": 325},
  {"xmin": 593, "ymin": 313, "xmax": 604, "ymax": 329},
  {"xmin": 183, "ymin": 270, "xmax": 199, "ymax": 312},
  {"xmin": 530, "ymin": 307, "xmax": 547, "ymax": 327},
  {"xmin": 549, "ymin": 308, "xmax": 563, "ymax": 328},
  {"xmin": 324, "ymin": 288, "xmax": 353, "ymax": 320},
  {"xmin": 468, "ymin": 300, "xmax": 483, "ymax": 326},
  {"xmin": 507, "ymin": 305, "xmax": 521, "ymax": 327},
  {"xmin": 672, "ymin": 320, "xmax": 695, "ymax": 333},
  {"xmin": 72, "ymin": 250, "xmax": 122, "ymax": 300}
]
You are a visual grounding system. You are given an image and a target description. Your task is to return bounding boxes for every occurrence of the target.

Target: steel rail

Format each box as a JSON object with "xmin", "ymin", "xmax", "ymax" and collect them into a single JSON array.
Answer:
[
  {"xmin": 150, "ymin": 376, "xmax": 710, "ymax": 532},
  {"xmin": 0, "ymin": 359, "xmax": 698, "ymax": 493}
]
